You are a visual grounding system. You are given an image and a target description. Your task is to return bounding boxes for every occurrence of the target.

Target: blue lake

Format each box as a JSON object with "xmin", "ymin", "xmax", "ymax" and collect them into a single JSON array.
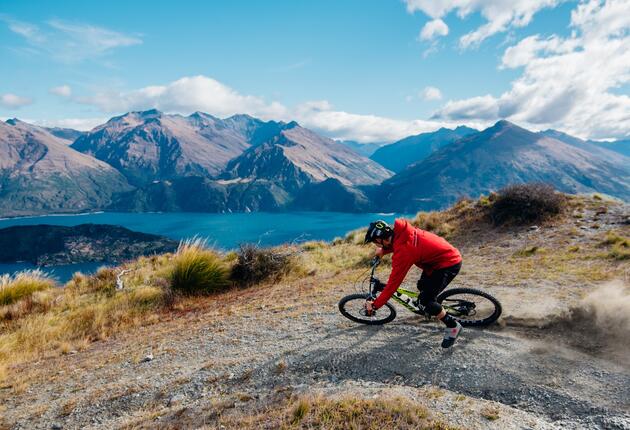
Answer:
[{"xmin": 0, "ymin": 211, "xmax": 402, "ymax": 283}]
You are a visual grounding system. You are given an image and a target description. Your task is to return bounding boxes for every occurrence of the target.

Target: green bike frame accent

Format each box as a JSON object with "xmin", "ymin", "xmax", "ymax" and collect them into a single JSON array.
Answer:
[
  {"xmin": 391, "ymin": 288, "xmax": 420, "ymax": 312},
  {"xmin": 390, "ymin": 287, "xmax": 459, "ymax": 316}
]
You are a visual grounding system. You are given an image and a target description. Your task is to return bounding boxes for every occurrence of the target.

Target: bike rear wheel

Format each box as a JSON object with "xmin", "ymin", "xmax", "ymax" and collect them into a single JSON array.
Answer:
[
  {"xmin": 338, "ymin": 293, "xmax": 397, "ymax": 325},
  {"xmin": 437, "ymin": 288, "xmax": 502, "ymax": 327}
]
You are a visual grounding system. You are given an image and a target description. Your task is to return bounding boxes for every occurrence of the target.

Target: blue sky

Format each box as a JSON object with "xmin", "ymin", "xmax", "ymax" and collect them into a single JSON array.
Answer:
[{"xmin": 1, "ymin": 0, "xmax": 628, "ymax": 141}]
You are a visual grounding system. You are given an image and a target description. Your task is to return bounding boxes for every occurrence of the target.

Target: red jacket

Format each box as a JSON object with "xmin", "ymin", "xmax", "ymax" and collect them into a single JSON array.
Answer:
[{"xmin": 372, "ymin": 219, "xmax": 462, "ymax": 309}]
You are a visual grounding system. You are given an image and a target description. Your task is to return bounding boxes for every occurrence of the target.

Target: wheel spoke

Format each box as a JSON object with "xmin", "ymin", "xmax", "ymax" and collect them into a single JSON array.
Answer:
[
  {"xmin": 443, "ymin": 293, "xmax": 497, "ymax": 323},
  {"xmin": 338, "ymin": 294, "xmax": 396, "ymax": 325}
]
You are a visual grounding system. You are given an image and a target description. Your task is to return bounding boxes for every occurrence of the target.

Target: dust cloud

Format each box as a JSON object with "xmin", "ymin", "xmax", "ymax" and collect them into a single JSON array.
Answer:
[{"xmin": 544, "ymin": 280, "xmax": 630, "ymax": 364}]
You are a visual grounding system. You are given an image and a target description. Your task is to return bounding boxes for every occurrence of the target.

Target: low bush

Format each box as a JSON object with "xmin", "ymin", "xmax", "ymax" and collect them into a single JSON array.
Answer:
[
  {"xmin": 169, "ymin": 239, "xmax": 230, "ymax": 294},
  {"xmin": 0, "ymin": 289, "xmax": 58, "ymax": 322},
  {"xmin": 230, "ymin": 243, "xmax": 297, "ymax": 286},
  {"xmin": 489, "ymin": 183, "xmax": 565, "ymax": 225},
  {"xmin": 602, "ymin": 231, "xmax": 630, "ymax": 260},
  {"xmin": 0, "ymin": 270, "xmax": 56, "ymax": 306},
  {"xmin": 66, "ymin": 267, "xmax": 116, "ymax": 295}
]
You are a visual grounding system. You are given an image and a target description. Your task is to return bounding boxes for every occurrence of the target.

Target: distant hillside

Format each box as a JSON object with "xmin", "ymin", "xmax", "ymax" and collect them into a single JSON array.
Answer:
[
  {"xmin": 541, "ymin": 129, "xmax": 630, "ymax": 158},
  {"xmin": 336, "ymin": 140, "xmax": 383, "ymax": 157},
  {"xmin": 370, "ymin": 126, "xmax": 477, "ymax": 172},
  {"xmin": 109, "ymin": 176, "xmax": 292, "ymax": 213},
  {"xmin": 222, "ymin": 123, "xmax": 392, "ymax": 187},
  {"xmin": 71, "ymin": 110, "xmax": 282, "ymax": 186},
  {"xmin": 2, "ymin": 114, "xmax": 628, "ymax": 217},
  {"xmin": 43, "ymin": 126, "xmax": 85, "ymax": 144},
  {"xmin": 289, "ymin": 178, "xmax": 371, "ymax": 212},
  {"xmin": 0, "ymin": 119, "xmax": 131, "ymax": 217},
  {"xmin": 377, "ymin": 120, "xmax": 630, "ymax": 212},
  {"xmin": 109, "ymin": 119, "xmax": 390, "ymax": 213},
  {"xmin": 0, "ymin": 224, "xmax": 177, "ymax": 265}
]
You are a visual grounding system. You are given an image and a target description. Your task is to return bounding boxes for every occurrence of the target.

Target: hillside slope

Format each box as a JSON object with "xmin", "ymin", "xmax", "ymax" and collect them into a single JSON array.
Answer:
[
  {"xmin": 378, "ymin": 120, "xmax": 630, "ymax": 212},
  {"xmin": 222, "ymin": 123, "xmax": 392, "ymax": 187},
  {"xmin": 70, "ymin": 110, "xmax": 258, "ymax": 186},
  {"xmin": 371, "ymin": 126, "xmax": 477, "ymax": 172},
  {"xmin": 1, "ymin": 194, "xmax": 628, "ymax": 429},
  {"xmin": 0, "ymin": 119, "xmax": 131, "ymax": 217}
]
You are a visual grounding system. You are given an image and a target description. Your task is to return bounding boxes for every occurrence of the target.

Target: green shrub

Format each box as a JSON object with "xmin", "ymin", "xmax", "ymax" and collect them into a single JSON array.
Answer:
[
  {"xmin": 490, "ymin": 183, "xmax": 565, "ymax": 225},
  {"xmin": 169, "ymin": 239, "xmax": 230, "ymax": 294},
  {"xmin": 230, "ymin": 244, "xmax": 296, "ymax": 287},
  {"xmin": 0, "ymin": 270, "xmax": 56, "ymax": 306}
]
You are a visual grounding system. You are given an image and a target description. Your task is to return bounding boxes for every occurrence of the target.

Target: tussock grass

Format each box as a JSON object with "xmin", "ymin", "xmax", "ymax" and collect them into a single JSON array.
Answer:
[
  {"xmin": 332, "ymin": 227, "xmax": 367, "ymax": 246},
  {"xmin": 411, "ymin": 196, "xmax": 490, "ymax": 239},
  {"xmin": 601, "ymin": 231, "xmax": 630, "ymax": 260},
  {"xmin": 481, "ymin": 405, "xmax": 500, "ymax": 421},
  {"xmin": 215, "ymin": 395, "xmax": 454, "ymax": 429},
  {"xmin": 169, "ymin": 239, "xmax": 230, "ymax": 294},
  {"xmin": 302, "ymin": 242, "xmax": 374, "ymax": 273},
  {"xmin": 513, "ymin": 246, "xmax": 542, "ymax": 257},
  {"xmin": 0, "ymin": 261, "xmax": 175, "ymax": 380},
  {"xmin": 412, "ymin": 211, "xmax": 456, "ymax": 238},
  {"xmin": 0, "ymin": 270, "xmax": 56, "ymax": 306}
]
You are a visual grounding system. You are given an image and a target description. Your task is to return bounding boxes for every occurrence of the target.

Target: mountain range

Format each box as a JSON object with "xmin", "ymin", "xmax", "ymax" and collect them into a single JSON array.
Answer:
[
  {"xmin": 1, "ymin": 112, "xmax": 628, "ymax": 217},
  {"xmin": 370, "ymin": 125, "xmax": 478, "ymax": 173},
  {"xmin": 0, "ymin": 119, "xmax": 131, "ymax": 217},
  {"xmin": 376, "ymin": 120, "xmax": 630, "ymax": 212}
]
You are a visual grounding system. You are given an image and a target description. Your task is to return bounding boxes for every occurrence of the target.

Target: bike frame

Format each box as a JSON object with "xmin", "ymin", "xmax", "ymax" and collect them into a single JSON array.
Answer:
[{"xmin": 368, "ymin": 257, "xmax": 457, "ymax": 317}]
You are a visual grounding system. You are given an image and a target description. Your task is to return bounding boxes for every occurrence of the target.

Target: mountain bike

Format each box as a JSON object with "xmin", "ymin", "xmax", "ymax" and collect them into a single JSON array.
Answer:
[{"xmin": 338, "ymin": 257, "xmax": 502, "ymax": 326}]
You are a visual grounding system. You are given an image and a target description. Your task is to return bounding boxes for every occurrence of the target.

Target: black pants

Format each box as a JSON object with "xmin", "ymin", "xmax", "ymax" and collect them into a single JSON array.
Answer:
[{"xmin": 417, "ymin": 262, "xmax": 461, "ymax": 316}]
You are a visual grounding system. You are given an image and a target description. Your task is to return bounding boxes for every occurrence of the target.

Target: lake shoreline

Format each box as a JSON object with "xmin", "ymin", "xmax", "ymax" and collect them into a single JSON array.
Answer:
[{"xmin": 0, "ymin": 211, "xmax": 407, "ymax": 282}]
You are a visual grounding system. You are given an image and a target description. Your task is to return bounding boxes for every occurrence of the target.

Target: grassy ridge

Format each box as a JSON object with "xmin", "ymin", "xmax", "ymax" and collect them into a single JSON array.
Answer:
[{"xmin": 0, "ymin": 189, "xmax": 628, "ymax": 387}]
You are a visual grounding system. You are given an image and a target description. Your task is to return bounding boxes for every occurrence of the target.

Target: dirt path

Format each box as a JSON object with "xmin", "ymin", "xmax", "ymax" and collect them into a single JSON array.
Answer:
[{"xmin": 3, "ymin": 279, "xmax": 629, "ymax": 430}]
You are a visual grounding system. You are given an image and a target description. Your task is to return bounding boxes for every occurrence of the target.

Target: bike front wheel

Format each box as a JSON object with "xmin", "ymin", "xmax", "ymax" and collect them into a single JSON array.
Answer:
[
  {"xmin": 338, "ymin": 293, "xmax": 397, "ymax": 325},
  {"xmin": 437, "ymin": 288, "xmax": 502, "ymax": 327}
]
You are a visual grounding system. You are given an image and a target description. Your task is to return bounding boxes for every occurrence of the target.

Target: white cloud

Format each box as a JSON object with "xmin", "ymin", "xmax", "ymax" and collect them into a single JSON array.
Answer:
[
  {"xmin": 3, "ymin": 18, "xmax": 46, "ymax": 44},
  {"xmin": 405, "ymin": 0, "xmax": 561, "ymax": 48},
  {"xmin": 74, "ymin": 75, "xmax": 483, "ymax": 142},
  {"xmin": 77, "ymin": 75, "xmax": 288, "ymax": 120},
  {"xmin": 0, "ymin": 93, "xmax": 33, "ymax": 108},
  {"xmin": 2, "ymin": 16, "xmax": 141, "ymax": 63},
  {"xmin": 432, "ymin": 0, "xmax": 630, "ymax": 139},
  {"xmin": 420, "ymin": 19, "xmax": 448, "ymax": 40},
  {"xmin": 421, "ymin": 86, "xmax": 443, "ymax": 101},
  {"xmin": 47, "ymin": 19, "xmax": 141, "ymax": 61},
  {"xmin": 33, "ymin": 117, "xmax": 106, "ymax": 131},
  {"xmin": 49, "ymin": 85, "xmax": 72, "ymax": 97},
  {"xmin": 293, "ymin": 100, "xmax": 477, "ymax": 142}
]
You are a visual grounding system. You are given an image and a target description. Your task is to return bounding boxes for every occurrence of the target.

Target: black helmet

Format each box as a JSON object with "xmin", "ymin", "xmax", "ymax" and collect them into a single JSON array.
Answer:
[{"xmin": 364, "ymin": 220, "xmax": 393, "ymax": 244}]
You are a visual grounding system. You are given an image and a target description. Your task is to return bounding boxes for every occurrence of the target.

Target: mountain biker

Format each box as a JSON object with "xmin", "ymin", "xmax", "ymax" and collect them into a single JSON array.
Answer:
[{"xmin": 364, "ymin": 219, "xmax": 463, "ymax": 348}]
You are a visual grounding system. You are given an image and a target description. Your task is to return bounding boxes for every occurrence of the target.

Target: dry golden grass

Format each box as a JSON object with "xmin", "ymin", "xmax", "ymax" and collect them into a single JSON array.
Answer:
[
  {"xmin": 0, "ymin": 270, "xmax": 56, "ymax": 306},
  {"xmin": 0, "ymin": 239, "xmax": 312, "ymax": 381},
  {"xmin": 214, "ymin": 395, "xmax": 456, "ymax": 430},
  {"xmin": 601, "ymin": 230, "xmax": 630, "ymax": 260},
  {"xmin": 0, "ymin": 263, "xmax": 174, "ymax": 380},
  {"xmin": 0, "ymin": 193, "xmax": 625, "ymax": 393},
  {"xmin": 411, "ymin": 196, "xmax": 491, "ymax": 240},
  {"xmin": 480, "ymin": 405, "xmax": 501, "ymax": 421},
  {"xmin": 170, "ymin": 239, "xmax": 230, "ymax": 294}
]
